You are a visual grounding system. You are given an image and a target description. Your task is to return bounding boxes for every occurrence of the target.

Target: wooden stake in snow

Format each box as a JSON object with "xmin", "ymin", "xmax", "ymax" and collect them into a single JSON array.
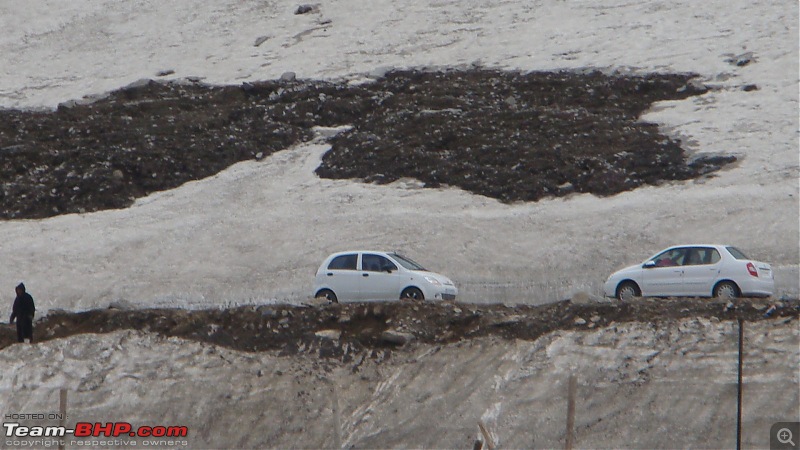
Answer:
[
  {"xmin": 566, "ymin": 374, "xmax": 576, "ymax": 450},
  {"xmin": 330, "ymin": 381, "xmax": 342, "ymax": 449},
  {"xmin": 737, "ymin": 319, "xmax": 744, "ymax": 450},
  {"xmin": 58, "ymin": 388, "xmax": 67, "ymax": 450},
  {"xmin": 478, "ymin": 420, "xmax": 495, "ymax": 450}
]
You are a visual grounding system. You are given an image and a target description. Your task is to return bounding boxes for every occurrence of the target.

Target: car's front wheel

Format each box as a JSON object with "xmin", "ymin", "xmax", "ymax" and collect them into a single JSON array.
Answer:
[
  {"xmin": 315, "ymin": 289, "xmax": 338, "ymax": 303},
  {"xmin": 400, "ymin": 287, "xmax": 424, "ymax": 301},
  {"xmin": 713, "ymin": 281, "xmax": 739, "ymax": 300},
  {"xmin": 616, "ymin": 281, "xmax": 640, "ymax": 302}
]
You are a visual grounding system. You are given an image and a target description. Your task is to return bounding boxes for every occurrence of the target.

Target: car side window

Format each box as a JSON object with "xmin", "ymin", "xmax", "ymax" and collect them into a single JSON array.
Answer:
[
  {"xmin": 726, "ymin": 247, "xmax": 749, "ymax": 260},
  {"xmin": 684, "ymin": 248, "xmax": 721, "ymax": 265},
  {"xmin": 362, "ymin": 254, "xmax": 397, "ymax": 272},
  {"xmin": 653, "ymin": 248, "xmax": 687, "ymax": 267},
  {"xmin": 684, "ymin": 249, "xmax": 703, "ymax": 265},
  {"xmin": 381, "ymin": 256, "xmax": 397, "ymax": 272},
  {"xmin": 328, "ymin": 254, "xmax": 357, "ymax": 270},
  {"xmin": 695, "ymin": 247, "xmax": 720, "ymax": 265}
]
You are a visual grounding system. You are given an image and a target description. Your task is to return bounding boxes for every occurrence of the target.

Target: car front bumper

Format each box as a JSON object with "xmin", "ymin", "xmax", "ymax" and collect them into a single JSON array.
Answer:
[
  {"xmin": 423, "ymin": 284, "xmax": 458, "ymax": 301},
  {"xmin": 603, "ymin": 278, "xmax": 619, "ymax": 298}
]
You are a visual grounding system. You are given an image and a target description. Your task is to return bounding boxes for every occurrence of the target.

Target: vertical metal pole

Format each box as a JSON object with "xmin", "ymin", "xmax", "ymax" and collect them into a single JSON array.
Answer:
[
  {"xmin": 58, "ymin": 388, "xmax": 67, "ymax": 450},
  {"xmin": 566, "ymin": 374, "xmax": 576, "ymax": 450},
  {"xmin": 737, "ymin": 318, "xmax": 744, "ymax": 450}
]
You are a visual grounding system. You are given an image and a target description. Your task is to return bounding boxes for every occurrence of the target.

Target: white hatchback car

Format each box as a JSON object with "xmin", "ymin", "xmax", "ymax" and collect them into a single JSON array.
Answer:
[
  {"xmin": 604, "ymin": 244, "xmax": 774, "ymax": 301},
  {"xmin": 313, "ymin": 251, "xmax": 458, "ymax": 303}
]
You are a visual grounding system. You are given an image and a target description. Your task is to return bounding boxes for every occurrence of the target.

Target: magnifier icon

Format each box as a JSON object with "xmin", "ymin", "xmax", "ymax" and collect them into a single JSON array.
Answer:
[{"xmin": 778, "ymin": 428, "xmax": 795, "ymax": 446}]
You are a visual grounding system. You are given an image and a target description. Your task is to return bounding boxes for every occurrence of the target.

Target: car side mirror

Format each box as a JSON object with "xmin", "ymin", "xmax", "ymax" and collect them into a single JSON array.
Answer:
[
  {"xmin": 643, "ymin": 261, "xmax": 656, "ymax": 269},
  {"xmin": 383, "ymin": 266, "xmax": 394, "ymax": 273}
]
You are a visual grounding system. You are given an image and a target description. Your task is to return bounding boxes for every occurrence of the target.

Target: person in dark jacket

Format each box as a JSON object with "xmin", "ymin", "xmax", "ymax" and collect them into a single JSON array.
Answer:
[{"xmin": 10, "ymin": 282, "xmax": 35, "ymax": 343}]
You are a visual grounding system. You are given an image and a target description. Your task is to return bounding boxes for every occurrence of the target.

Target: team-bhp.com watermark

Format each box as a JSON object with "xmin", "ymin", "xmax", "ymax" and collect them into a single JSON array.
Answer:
[{"xmin": 4, "ymin": 421, "xmax": 189, "ymax": 447}]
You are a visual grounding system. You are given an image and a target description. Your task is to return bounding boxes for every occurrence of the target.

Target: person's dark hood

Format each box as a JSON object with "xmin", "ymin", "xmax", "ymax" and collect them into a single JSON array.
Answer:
[{"xmin": 16, "ymin": 282, "xmax": 25, "ymax": 292}]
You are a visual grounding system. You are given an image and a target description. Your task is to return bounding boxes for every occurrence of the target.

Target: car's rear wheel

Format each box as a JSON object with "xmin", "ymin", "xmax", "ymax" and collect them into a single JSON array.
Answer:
[
  {"xmin": 616, "ymin": 281, "xmax": 640, "ymax": 302},
  {"xmin": 315, "ymin": 289, "xmax": 338, "ymax": 303},
  {"xmin": 713, "ymin": 281, "xmax": 739, "ymax": 300},
  {"xmin": 400, "ymin": 287, "xmax": 424, "ymax": 301}
]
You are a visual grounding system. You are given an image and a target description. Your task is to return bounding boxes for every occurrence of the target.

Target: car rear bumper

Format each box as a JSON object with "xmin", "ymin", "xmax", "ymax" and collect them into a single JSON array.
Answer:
[{"xmin": 737, "ymin": 276, "xmax": 775, "ymax": 298}]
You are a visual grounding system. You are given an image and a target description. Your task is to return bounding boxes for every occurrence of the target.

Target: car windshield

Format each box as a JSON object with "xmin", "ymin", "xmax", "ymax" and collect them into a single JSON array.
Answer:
[
  {"xmin": 726, "ymin": 246, "xmax": 750, "ymax": 260},
  {"xmin": 390, "ymin": 253, "xmax": 426, "ymax": 271}
]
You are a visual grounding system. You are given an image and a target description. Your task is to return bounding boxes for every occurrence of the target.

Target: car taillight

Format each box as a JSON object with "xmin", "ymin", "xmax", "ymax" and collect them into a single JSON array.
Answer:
[{"xmin": 746, "ymin": 262, "xmax": 758, "ymax": 277}]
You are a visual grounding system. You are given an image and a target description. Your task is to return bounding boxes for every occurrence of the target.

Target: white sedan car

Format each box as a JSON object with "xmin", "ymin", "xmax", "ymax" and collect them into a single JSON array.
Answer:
[
  {"xmin": 313, "ymin": 251, "xmax": 458, "ymax": 303},
  {"xmin": 604, "ymin": 244, "xmax": 774, "ymax": 301}
]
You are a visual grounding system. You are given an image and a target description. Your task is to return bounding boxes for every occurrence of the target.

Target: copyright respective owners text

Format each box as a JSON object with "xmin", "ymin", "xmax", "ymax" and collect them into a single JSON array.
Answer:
[
  {"xmin": 772, "ymin": 422, "xmax": 800, "ymax": 450},
  {"xmin": 3, "ymin": 413, "xmax": 190, "ymax": 448}
]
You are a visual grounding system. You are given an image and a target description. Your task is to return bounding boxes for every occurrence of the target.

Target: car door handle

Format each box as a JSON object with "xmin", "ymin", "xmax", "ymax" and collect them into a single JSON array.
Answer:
[
  {"xmin": 326, "ymin": 273, "xmax": 333, "ymax": 276},
  {"xmin": 362, "ymin": 273, "xmax": 369, "ymax": 277}
]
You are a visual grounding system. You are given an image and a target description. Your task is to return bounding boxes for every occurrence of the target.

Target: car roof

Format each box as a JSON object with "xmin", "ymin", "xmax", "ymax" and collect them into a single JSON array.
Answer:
[
  {"xmin": 664, "ymin": 244, "xmax": 731, "ymax": 249},
  {"xmin": 325, "ymin": 250, "xmax": 395, "ymax": 258}
]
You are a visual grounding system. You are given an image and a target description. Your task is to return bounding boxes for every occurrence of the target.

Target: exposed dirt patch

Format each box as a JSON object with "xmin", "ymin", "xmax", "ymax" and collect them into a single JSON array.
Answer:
[
  {"xmin": 0, "ymin": 69, "xmax": 733, "ymax": 219},
  {"xmin": 317, "ymin": 70, "xmax": 731, "ymax": 201},
  {"xmin": 2, "ymin": 298, "xmax": 795, "ymax": 362}
]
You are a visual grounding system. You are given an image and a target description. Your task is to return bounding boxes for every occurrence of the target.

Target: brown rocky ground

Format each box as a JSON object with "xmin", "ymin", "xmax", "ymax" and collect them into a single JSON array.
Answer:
[
  {"xmin": 0, "ymin": 69, "xmax": 734, "ymax": 219},
  {"xmin": 2, "ymin": 298, "xmax": 796, "ymax": 362}
]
